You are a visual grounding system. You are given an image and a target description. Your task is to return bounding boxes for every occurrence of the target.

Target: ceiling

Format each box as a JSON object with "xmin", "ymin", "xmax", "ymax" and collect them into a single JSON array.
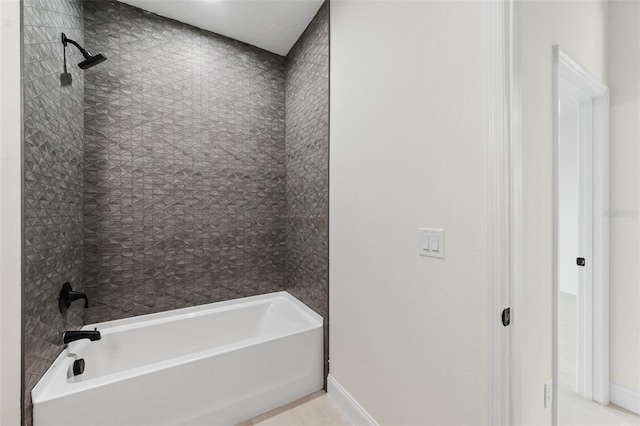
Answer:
[{"xmin": 117, "ymin": 0, "xmax": 324, "ymax": 56}]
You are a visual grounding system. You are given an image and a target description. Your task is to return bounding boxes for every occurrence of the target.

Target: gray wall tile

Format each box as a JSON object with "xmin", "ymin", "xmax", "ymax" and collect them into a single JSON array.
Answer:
[
  {"xmin": 284, "ymin": 2, "xmax": 330, "ymax": 381},
  {"xmin": 82, "ymin": 0, "xmax": 288, "ymax": 323},
  {"xmin": 22, "ymin": 0, "xmax": 85, "ymax": 423}
]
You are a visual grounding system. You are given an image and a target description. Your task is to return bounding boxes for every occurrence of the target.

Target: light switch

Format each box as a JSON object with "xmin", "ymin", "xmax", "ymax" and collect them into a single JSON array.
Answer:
[
  {"xmin": 430, "ymin": 235, "xmax": 439, "ymax": 252},
  {"xmin": 418, "ymin": 228, "xmax": 445, "ymax": 259},
  {"xmin": 420, "ymin": 229, "xmax": 430, "ymax": 253}
]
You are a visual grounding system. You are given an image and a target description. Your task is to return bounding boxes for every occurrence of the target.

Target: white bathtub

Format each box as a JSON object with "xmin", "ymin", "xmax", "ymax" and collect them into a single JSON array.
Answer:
[{"xmin": 32, "ymin": 292, "xmax": 323, "ymax": 426}]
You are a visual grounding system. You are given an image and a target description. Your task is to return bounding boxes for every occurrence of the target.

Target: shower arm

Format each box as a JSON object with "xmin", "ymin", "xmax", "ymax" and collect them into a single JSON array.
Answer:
[{"xmin": 61, "ymin": 33, "xmax": 93, "ymax": 59}]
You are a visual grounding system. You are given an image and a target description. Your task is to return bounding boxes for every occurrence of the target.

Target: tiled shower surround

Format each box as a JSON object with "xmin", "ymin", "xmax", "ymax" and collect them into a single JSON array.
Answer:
[
  {"xmin": 285, "ymin": 2, "xmax": 330, "ymax": 377},
  {"xmin": 22, "ymin": 0, "xmax": 85, "ymax": 423},
  {"xmin": 23, "ymin": 0, "xmax": 328, "ymax": 422},
  {"xmin": 82, "ymin": 0, "xmax": 288, "ymax": 322}
]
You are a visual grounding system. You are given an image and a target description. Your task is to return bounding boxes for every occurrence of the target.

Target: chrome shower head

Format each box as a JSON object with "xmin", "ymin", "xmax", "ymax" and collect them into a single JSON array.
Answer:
[{"xmin": 61, "ymin": 33, "xmax": 107, "ymax": 70}]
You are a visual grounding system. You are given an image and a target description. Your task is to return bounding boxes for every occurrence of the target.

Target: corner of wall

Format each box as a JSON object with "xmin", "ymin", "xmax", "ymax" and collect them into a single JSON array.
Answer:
[{"xmin": 0, "ymin": 0, "xmax": 24, "ymax": 423}]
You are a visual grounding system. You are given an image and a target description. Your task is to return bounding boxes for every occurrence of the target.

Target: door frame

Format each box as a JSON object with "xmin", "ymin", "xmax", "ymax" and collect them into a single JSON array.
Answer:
[
  {"xmin": 486, "ymin": 0, "xmax": 521, "ymax": 424},
  {"xmin": 552, "ymin": 46, "xmax": 610, "ymax": 423},
  {"xmin": 488, "ymin": 13, "xmax": 610, "ymax": 426}
]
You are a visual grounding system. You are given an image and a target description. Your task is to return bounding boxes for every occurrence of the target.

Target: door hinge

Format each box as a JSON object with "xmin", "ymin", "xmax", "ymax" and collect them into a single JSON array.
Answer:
[
  {"xmin": 576, "ymin": 257, "xmax": 586, "ymax": 266},
  {"xmin": 502, "ymin": 307, "xmax": 511, "ymax": 327}
]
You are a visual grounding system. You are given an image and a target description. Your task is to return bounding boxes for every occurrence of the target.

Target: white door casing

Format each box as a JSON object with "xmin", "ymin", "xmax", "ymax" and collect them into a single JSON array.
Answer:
[
  {"xmin": 553, "ymin": 46, "xmax": 610, "ymax": 424},
  {"xmin": 486, "ymin": 0, "xmax": 521, "ymax": 424}
]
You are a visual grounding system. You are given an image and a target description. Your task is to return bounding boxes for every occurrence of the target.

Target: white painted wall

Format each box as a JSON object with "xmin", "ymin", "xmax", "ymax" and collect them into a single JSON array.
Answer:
[
  {"xmin": 608, "ymin": 0, "xmax": 640, "ymax": 398},
  {"xmin": 558, "ymin": 95, "xmax": 579, "ymax": 296},
  {"xmin": 329, "ymin": 1, "xmax": 486, "ymax": 424},
  {"xmin": 0, "ymin": 0, "xmax": 23, "ymax": 423},
  {"xmin": 520, "ymin": 1, "xmax": 608, "ymax": 424}
]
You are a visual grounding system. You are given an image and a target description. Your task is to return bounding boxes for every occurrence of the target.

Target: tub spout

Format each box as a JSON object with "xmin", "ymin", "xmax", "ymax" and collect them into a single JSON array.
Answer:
[{"xmin": 63, "ymin": 328, "xmax": 101, "ymax": 345}]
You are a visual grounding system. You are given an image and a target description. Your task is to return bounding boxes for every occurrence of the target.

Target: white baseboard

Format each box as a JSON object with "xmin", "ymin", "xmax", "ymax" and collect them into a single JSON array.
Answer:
[
  {"xmin": 327, "ymin": 374, "xmax": 378, "ymax": 426},
  {"xmin": 610, "ymin": 383, "xmax": 640, "ymax": 415}
]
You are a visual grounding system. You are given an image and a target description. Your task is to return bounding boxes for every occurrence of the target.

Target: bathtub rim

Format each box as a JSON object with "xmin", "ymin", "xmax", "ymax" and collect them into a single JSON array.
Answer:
[
  {"xmin": 84, "ymin": 291, "xmax": 322, "ymax": 331},
  {"xmin": 32, "ymin": 291, "xmax": 323, "ymax": 404}
]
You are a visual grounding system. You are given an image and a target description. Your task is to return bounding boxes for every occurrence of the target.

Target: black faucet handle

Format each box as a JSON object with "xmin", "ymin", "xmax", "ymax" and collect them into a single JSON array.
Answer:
[
  {"xmin": 68, "ymin": 290, "xmax": 89, "ymax": 308},
  {"xmin": 59, "ymin": 282, "xmax": 89, "ymax": 314}
]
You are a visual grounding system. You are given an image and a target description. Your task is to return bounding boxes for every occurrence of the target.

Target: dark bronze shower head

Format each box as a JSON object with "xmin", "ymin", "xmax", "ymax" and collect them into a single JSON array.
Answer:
[
  {"xmin": 61, "ymin": 33, "xmax": 107, "ymax": 70},
  {"xmin": 78, "ymin": 53, "xmax": 107, "ymax": 69}
]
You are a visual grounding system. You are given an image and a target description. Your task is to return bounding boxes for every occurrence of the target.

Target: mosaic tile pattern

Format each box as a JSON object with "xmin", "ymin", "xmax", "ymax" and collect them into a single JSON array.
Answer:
[
  {"xmin": 23, "ymin": 1, "xmax": 329, "ymax": 420},
  {"xmin": 22, "ymin": 0, "xmax": 86, "ymax": 423},
  {"xmin": 82, "ymin": 0, "xmax": 288, "ymax": 323},
  {"xmin": 284, "ymin": 2, "xmax": 330, "ymax": 380}
]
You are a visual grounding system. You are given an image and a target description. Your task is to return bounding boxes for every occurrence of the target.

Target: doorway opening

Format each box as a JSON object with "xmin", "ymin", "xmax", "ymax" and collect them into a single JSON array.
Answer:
[{"xmin": 554, "ymin": 46, "xmax": 611, "ymax": 425}]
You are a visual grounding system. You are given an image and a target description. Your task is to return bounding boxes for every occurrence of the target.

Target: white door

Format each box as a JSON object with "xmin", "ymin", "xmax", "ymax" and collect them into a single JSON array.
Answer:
[
  {"xmin": 567, "ymin": 89, "xmax": 595, "ymax": 399},
  {"xmin": 558, "ymin": 87, "xmax": 593, "ymax": 400}
]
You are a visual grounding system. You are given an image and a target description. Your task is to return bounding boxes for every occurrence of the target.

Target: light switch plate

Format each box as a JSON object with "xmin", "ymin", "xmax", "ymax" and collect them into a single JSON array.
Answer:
[{"xmin": 419, "ymin": 228, "xmax": 445, "ymax": 259}]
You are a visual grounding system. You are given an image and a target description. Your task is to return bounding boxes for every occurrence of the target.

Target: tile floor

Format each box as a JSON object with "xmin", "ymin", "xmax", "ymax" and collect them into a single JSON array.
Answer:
[
  {"xmin": 559, "ymin": 292, "xmax": 640, "ymax": 426},
  {"xmin": 239, "ymin": 391, "xmax": 352, "ymax": 426}
]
